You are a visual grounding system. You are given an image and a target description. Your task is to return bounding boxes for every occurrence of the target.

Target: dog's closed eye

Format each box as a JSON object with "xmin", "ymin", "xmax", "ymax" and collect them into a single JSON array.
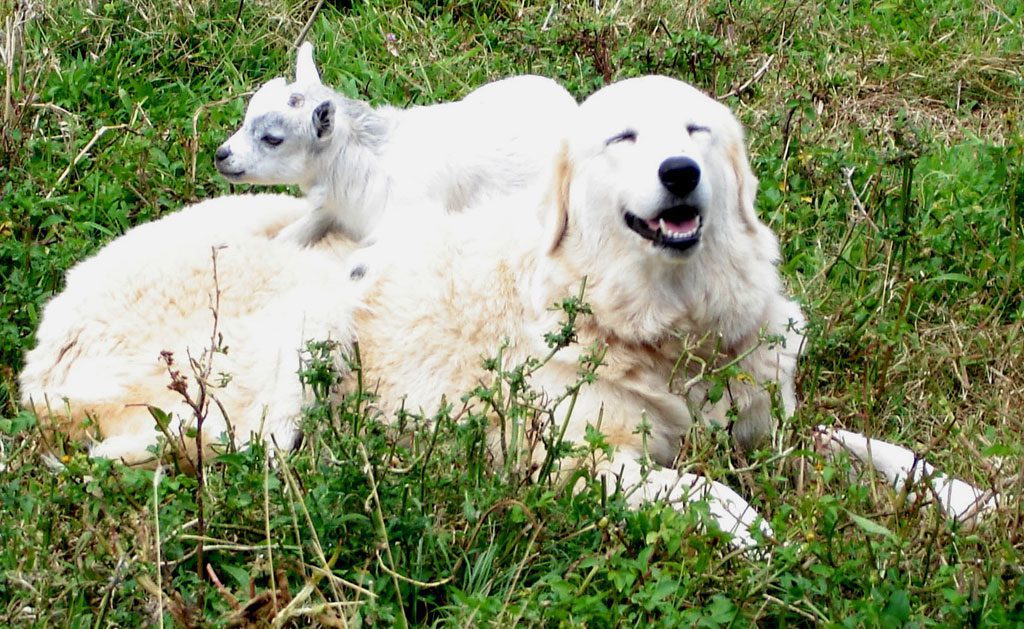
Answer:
[
  {"xmin": 605, "ymin": 129, "xmax": 638, "ymax": 145},
  {"xmin": 686, "ymin": 124, "xmax": 711, "ymax": 135}
]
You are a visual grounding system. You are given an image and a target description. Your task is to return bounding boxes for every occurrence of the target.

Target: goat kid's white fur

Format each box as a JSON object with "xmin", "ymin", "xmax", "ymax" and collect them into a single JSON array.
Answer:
[
  {"xmin": 216, "ymin": 42, "xmax": 577, "ymax": 245},
  {"xmin": 23, "ymin": 76, "xmax": 805, "ymax": 548}
]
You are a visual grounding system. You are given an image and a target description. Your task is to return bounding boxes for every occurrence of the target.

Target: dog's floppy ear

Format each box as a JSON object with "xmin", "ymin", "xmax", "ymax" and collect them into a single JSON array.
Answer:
[
  {"xmin": 295, "ymin": 42, "xmax": 322, "ymax": 85},
  {"xmin": 727, "ymin": 137, "xmax": 761, "ymax": 235},
  {"xmin": 312, "ymin": 100, "xmax": 334, "ymax": 138},
  {"xmin": 538, "ymin": 142, "xmax": 571, "ymax": 254}
]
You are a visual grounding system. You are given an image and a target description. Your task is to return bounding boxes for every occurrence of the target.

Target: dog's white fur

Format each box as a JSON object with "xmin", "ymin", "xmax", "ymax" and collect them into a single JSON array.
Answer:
[
  {"xmin": 345, "ymin": 76, "xmax": 804, "ymax": 542},
  {"xmin": 19, "ymin": 194, "xmax": 359, "ymax": 465},
  {"xmin": 22, "ymin": 76, "xmax": 803, "ymax": 546},
  {"xmin": 215, "ymin": 43, "xmax": 577, "ymax": 245}
]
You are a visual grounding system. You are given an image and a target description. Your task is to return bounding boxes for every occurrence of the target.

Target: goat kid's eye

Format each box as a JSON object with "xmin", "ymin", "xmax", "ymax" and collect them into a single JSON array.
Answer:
[
  {"xmin": 261, "ymin": 134, "xmax": 284, "ymax": 147},
  {"xmin": 605, "ymin": 129, "xmax": 638, "ymax": 145}
]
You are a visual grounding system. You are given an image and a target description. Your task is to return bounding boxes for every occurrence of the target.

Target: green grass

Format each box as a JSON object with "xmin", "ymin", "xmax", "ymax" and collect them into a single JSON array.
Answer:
[{"xmin": 1, "ymin": 0, "xmax": 1023, "ymax": 624}]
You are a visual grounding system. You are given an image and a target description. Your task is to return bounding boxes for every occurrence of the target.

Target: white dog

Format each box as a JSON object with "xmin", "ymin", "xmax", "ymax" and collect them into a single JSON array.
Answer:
[
  {"xmin": 19, "ymin": 194, "xmax": 359, "ymax": 466},
  {"xmin": 215, "ymin": 43, "xmax": 577, "ymax": 245},
  {"xmin": 344, "ymin": 76, "xmax": 806, "ymax": 541},
  {"xmin": 21, "ymin": 76, "xmax": 803, "ymax": 546}
]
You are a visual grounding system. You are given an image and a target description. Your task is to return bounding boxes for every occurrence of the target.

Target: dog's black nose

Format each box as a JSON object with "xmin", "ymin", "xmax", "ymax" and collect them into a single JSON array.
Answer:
[
  {"xmin": 658, "ymin": 156, "xmax": 701, "ymax": 197},
  {"xmin": 214, "ymin": 145, "xmax": 232, "ymax": 162}
]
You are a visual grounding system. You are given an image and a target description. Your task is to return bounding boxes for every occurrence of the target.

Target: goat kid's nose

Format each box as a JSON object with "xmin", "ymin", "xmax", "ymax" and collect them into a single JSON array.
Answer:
[
  {"xmin": 214, "ymin": 145, "xmax": 232, "ymax": 162},
  {"xmin": 658, "ymin": 156, "xmax": 701, "ymax": 197}
]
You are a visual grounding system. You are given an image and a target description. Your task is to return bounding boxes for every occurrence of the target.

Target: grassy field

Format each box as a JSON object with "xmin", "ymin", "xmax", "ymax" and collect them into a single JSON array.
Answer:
[{"xmin": 1, "ymin": 0, "xmax": 1023, "ymax": 624}]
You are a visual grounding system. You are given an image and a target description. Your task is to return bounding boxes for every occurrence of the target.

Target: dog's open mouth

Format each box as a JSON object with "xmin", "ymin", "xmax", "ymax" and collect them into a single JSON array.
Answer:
[{"xmin": 624, "ymin": 205, "xmax": 702, "ymax": 252}]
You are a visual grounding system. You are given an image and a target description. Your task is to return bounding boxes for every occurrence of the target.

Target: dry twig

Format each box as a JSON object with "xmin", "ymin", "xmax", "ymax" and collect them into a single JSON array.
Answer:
[
  {"xmin": 718, "ymin": 55, "xmax": 775, "ymax": 100},
  {"xmin": 46, "ymin": 124, "xmax": 129, "ymax": 198}
]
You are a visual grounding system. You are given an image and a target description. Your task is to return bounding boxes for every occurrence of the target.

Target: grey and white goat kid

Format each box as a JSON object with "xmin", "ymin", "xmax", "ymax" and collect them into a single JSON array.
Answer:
[{"xmin": 215, "ymin": 43, "xmax": 577, "ymax": 245}]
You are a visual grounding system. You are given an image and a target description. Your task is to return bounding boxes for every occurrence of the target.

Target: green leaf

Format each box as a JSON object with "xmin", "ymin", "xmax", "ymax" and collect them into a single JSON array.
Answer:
[
  {"xmin": 924, "ymin": 272, "xmax": 974, "ymax": 285},
  {"xmin": 642, "ymin": 579, "xmax": 678, "ymax": 609},
  {"xmin": 982, "ymin": 443, "xmax": 1014, "ymax": 457},
  {"xmin": 219, "ymin": 564, "xmax": 251, "ymax": 590},
  {"xmin": 848, "ymin": 511, "xmax": 897, "ymax": 541},
  {"xmin": 882, "ymin": 589, "xmax": 911, "ymax": 624},
  {"xmin": 707, "ymin": 594, "xmax": 739, "ymax": 623},
  {"xmin": 80, "ymin": 221, "xmax": 116, "ymax": 237},
  {"xmin": 39, "ymin": 214, "xmax": 65, "ymax": 230},
  {"xmin": 147, "ymin": 406, "xmax": 172, "ymax": 430},
  {"xmin": 708, "ymin": 379, "xmax": 725, "ymax": 404}
]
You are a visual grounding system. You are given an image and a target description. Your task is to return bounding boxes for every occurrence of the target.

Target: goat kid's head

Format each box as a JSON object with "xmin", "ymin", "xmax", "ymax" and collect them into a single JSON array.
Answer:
[{"xmin": 215, "ymin": 43, "xmax": 358, "ymax": 187}]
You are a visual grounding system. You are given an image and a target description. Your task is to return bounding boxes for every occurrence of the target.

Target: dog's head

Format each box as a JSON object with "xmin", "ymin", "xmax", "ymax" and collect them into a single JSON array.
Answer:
[
  {"xmin": 543, "ymin": 76, "xmax": 762, "ymax": 264},
  {"xmin": 215, "ymin": 43, "xmax": 386, "ymax": 187}
]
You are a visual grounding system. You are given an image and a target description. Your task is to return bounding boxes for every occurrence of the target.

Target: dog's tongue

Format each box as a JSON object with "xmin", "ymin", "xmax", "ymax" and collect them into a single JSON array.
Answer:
[{"xmin": 646, "ymin": 216, "xmax": 698, "ymax": 235}]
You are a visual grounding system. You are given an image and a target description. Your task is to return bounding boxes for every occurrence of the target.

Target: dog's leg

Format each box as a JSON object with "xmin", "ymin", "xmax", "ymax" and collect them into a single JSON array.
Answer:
[
  {"xmin": 814, "ymin": 426, "xmax": 998, "ymax": 528},
  {"xmin": 600, "ymin": 448, "xmax": 772, "ymax": 551},
  {"xmin": 729, "ymin": 296, "xmax": 807, "ymax": 450}
]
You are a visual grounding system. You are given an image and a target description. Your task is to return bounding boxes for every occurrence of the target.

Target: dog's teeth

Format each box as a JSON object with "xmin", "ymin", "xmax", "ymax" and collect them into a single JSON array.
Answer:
[{"xmin": 655, "ymin": 215, "xmax": 702, "ymax": 240}]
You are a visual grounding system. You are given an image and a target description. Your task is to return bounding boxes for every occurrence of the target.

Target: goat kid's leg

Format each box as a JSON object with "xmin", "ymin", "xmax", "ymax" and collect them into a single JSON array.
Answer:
[{"xmin": 274, "ymin": 208, "xmax": 336, "ymax": 247}]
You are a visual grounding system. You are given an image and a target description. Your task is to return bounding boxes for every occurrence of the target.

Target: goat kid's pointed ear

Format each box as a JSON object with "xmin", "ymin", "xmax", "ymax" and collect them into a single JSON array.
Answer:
[
  {"xmin": 313, "ymin": 100, "xmax": 335, "ymax": 138},
  {"xmin": 295, "ymin": 42, "xmax": 321, "ymax": 85}
]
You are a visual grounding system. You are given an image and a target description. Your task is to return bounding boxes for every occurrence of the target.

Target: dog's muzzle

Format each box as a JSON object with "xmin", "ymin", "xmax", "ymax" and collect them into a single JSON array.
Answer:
[
  {"xmin": 624, "ymin": 205, "xmax": 702, "ymax": 253},
  {"xmin": 623, "ymin": 156, "xmax": 704, "ymax": 253}
]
